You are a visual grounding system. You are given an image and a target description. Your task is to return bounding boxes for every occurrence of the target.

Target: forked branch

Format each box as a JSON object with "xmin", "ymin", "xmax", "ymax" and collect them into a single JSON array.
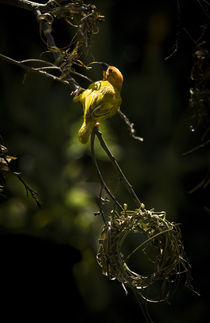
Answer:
[
  {"xmin": 91, "ymin": 127, "xmax": 142, "ymax": 209},
  {"xmin": 90, "ymin": 129, "xmax": 123, "ymax": 211}
]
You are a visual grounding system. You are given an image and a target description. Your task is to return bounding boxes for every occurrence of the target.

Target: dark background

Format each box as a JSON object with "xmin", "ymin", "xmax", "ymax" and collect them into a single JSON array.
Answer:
[{"xmin": 0, "ymin": 0, "xmax": 209, "ymax": 322}]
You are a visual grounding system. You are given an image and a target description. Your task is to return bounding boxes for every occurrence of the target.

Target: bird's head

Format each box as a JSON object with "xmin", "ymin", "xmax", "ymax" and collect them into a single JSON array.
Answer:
[{"xmin": 102, "ymin": 63, "xmax": 123, "ymax": 92}]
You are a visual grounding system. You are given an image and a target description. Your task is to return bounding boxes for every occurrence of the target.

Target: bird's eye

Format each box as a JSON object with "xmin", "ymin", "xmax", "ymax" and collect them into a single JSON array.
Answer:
[{"xmin": 109, "ymin": 68, "xmax": 113, "ymax": 73}]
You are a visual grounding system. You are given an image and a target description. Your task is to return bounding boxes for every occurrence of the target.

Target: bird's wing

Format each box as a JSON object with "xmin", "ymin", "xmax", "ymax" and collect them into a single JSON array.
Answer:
[
  {"xmin": 87, "ymin": 102, "xmax": 114, "ymax": 120},
  {"xmin": 88, "ymin": 81, "xmax": 104, "ymax": 91},
  {"xmin": 84, "ymin": 82, "xmax": 118, "ymax": 121},
  {"xmin": 75, "ymin": 81, "xmax": 103, "ymax": 111}
]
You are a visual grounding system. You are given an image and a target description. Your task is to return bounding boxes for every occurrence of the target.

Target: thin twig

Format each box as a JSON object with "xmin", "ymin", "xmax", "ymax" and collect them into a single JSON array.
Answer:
[
  {"xmin": 188, "ymin": 172, "xmax": 209, "ymax": 193},
  {"xmin": 0, "ymin": 53, "xmax": 73, "ymax": 87},
  {"xmin": 97, "ymin": 184, "xmax": 106, "ymax": 223},
  {"xmin": 15, "ymin": 173, "xmax": 41, "ymax": 208},
  {"xmin": 90, "ymin": 129, "xmax": 123, "ymax": 211},
  {"xmin": 0, "ymin": 0, "xmax": 46, "ymax": 11},
  {"xmin": 164, "ymin": 0, "xmax": 181, "ymax": 61},
  {"xmin": 118, "ymin": 110, "xmax": 144, "ymax": 142},
  {"xmin": 182, "ymin": 139, "xmax": 210, "ymax": 155},
  {"xmin": 94, "ymin": 127, "xmax": 142, "ymax": 207},
  {"xmin": 20, "ymin": 58, "xmax": 57, "ymax": 66},
  {"xmin": 0, "ymin": 142, "xmax": 41, "ymax": 208},
  {"xmin": 0, "ymin": 0, "xmax": 67, "ymax": 12}
]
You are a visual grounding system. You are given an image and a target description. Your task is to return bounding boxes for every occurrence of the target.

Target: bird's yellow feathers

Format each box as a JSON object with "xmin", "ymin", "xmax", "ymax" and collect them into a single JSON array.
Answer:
[
  {"xmin": 74, "ymin": 65, "xmax": 123, "ymax": 144},
  {"xmin": 78, "ymin": 120, "xmax": 95, "ymax": 144}
]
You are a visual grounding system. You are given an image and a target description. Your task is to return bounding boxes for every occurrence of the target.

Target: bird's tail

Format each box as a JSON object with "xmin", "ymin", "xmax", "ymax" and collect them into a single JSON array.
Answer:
[{"xmin": 78, "ymin": 121, "xmax": 95, "ymax": 144}]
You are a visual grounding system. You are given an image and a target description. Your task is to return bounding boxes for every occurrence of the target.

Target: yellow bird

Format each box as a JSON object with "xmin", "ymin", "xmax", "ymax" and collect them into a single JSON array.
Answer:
[{"xmin": 73, "ymin": 63, "xmax": 123, "ymax": 144}]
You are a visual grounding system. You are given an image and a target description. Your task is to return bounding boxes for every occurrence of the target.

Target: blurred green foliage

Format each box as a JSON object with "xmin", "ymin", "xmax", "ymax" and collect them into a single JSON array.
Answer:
[{"xmin": 0, "ymin": 0, "xmax": 209, "ymax": 322}]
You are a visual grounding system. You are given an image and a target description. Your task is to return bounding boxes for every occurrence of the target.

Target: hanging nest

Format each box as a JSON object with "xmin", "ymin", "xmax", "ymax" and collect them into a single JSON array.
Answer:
[{"xmin": 97, "ymin": 205, "xmax": 193, "ymax": 302}]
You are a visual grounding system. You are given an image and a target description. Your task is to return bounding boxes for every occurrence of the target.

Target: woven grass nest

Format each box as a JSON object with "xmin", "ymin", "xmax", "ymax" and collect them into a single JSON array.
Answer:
[{"xmin": 97, "ymin": 204, "xmax": 192, "ymax": 302}]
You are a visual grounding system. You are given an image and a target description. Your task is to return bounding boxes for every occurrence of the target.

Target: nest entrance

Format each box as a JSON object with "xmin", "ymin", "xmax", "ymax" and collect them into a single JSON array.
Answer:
[
  {"xmin": 97, "ymin": 206, "xmax": 193, "ymax": 302},
  {"xmin": 122, "ymin": 230, "xmax": 160, "ymax": 277}
]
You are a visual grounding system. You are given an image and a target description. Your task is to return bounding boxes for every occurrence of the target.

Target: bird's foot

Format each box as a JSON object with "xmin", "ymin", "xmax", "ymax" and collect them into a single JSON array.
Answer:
[{"xmin": 71, "ymin": 86, "xmax": 83, "ymax": 97}]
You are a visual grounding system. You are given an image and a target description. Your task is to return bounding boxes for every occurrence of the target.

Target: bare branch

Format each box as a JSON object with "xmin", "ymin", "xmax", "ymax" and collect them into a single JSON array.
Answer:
[
  {"xmin": 0, "ymin": 0, "xmax": 67, "ymax": 11},
  {"xmin": 90, "ymin": 129, "xmax": 123, "ymax": 211},
  {"xmin": 0, "ymin": 142, "xmax": 41, "ymax": 207},
  {"xmin": 0, "ymin": 0, "xmax": 46, "ymax": 11},
  {"xmin": 15, "ymin": 173, "xmax": 41, "ymax": 208},
  {"xmin": 0, "ymin": 53, "xmax": 74, "ymax": 86},
  {"xmin": 93, "ymin": 127, "xmax": 142, "ymax": 208},
  {"xmin": 118, "ymin": 110, "xmax": 144, "ymax": 142},
  {"xmin": 20, "ymin": 58, "xmax": 58, "ymax": 66}
]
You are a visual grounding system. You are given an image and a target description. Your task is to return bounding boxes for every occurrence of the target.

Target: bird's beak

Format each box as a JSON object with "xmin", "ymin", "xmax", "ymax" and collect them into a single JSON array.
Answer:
[
  {"xmin": 101, "ymin": 62, "xmax": 110, "ymax": 71},
  {"xmin": 101, "ymin": 63, "xmax": 109, "ymax": 80}
]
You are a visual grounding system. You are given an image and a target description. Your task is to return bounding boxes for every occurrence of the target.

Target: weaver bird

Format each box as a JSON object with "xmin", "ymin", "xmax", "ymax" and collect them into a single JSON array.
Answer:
[{"xmin": 73, "ymin": 63, "xmax": 123, "ymax": 144}]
